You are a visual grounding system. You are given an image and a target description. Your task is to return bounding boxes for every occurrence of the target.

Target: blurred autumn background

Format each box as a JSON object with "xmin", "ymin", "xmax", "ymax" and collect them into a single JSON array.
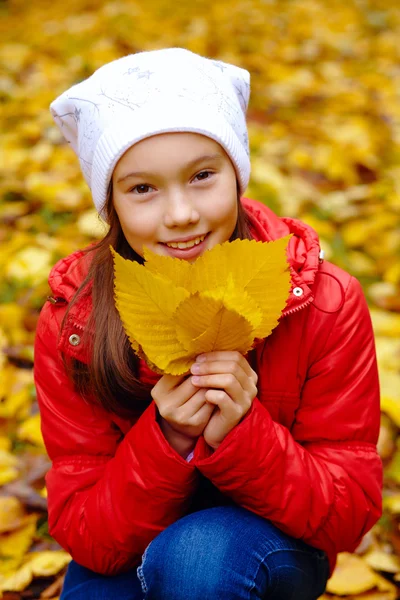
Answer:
[{"xmin": 1, "ymin": 0, "xmax": 400, "ymax": 598}]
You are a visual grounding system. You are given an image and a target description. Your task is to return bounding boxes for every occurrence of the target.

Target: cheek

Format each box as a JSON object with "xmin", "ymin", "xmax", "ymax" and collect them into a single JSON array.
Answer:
[
  {"xmin": 117, "ymin": 204, "xmax": 157, "ymax": 241},
  {"xmin": 211, "ymin": 194, "xmax": 238, "ymax": 227}
]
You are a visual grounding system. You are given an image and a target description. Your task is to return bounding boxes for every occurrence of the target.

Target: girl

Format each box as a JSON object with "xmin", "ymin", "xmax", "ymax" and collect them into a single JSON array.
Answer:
[{"xmin": 34, "ymin": 48, "xmax": 382, "ymax": 600}]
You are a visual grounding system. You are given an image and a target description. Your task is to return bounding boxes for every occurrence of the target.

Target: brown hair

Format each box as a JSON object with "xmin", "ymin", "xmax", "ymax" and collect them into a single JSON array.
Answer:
[{"xmin": 63, "ymin": 183, "xmax": 254, "ymax": 418}]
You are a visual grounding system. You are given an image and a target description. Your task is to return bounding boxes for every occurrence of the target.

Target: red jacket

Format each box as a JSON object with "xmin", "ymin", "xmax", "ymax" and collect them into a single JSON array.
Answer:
[{"xmin": 34, "ymin": 198, "xmax": 382, "ymax": 576}]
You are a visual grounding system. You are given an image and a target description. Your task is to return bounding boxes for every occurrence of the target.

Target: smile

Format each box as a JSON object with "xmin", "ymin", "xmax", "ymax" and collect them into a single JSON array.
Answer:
[{"xmin": 164, "ymin": 234, "xmax": 207, "ymax": 249}]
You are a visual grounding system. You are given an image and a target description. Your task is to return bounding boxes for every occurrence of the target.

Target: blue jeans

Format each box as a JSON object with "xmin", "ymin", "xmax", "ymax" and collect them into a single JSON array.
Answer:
[{"xmin": 61, "ymin": 506, "xmax": 329, "ymax": 600}]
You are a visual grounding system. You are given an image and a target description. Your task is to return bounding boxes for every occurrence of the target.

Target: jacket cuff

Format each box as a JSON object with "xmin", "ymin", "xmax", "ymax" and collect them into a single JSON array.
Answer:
[
  {"xmin": 128, "ymin": 402, "xmax": 196, "ymax": 474},
  {"xmin": 193, "ymin": 398, "xmax": 270, "ymax": 467}
]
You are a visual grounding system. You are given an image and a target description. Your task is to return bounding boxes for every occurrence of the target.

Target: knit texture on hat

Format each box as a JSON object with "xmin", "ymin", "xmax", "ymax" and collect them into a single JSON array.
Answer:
[{"xmin": 50, "ymin": 48, "xmax": 251, "ymax": 218}]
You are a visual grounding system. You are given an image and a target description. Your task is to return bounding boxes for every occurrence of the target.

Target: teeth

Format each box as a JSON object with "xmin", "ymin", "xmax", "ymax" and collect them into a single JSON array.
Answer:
[{"xmin": 166, "ymin": 234, "xmax": 206, "ymax": 249}]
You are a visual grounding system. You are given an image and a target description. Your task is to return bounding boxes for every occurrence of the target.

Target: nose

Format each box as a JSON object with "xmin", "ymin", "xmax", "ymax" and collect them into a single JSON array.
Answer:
[{"xmin": 163, "ymin": 189, "xmax": 200, "ymax": 228}]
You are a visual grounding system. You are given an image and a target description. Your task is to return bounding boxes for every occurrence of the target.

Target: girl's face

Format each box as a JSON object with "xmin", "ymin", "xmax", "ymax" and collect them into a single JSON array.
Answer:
[{"xmin": 112, "ymin": 132, "xmax": 238, "ymax": 261}]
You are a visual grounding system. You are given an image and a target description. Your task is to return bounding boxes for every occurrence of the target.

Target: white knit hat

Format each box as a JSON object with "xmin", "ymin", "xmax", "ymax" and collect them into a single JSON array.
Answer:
[{"xmin": 50, "ymin": 48, "xmax": 251, "ymax": 219}]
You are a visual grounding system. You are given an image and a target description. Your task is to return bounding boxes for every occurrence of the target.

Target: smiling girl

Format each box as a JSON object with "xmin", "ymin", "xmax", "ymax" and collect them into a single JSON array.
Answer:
[{"xmin": 34, "ymin": 48, "xmax": 382, "ymax": 600}]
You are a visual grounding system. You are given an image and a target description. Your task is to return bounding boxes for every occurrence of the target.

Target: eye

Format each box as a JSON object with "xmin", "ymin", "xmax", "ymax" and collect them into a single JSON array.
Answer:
[
  {"xmin": 130, "ymin": 184, "xmax": 154, "ymax": 194},
  {"xmin": 193, "ymin": 170, "xmax": 214, "ymax": 182}
]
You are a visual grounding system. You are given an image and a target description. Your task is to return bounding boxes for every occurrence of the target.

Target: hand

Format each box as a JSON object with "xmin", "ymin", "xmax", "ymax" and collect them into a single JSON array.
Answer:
[
  {"xmin": 190, "ymin": 351, "xmax": 258, "ymax": 450},
  {"xmin": 151, "ymin": 374, "xmax": 215, "ymax": 457}
]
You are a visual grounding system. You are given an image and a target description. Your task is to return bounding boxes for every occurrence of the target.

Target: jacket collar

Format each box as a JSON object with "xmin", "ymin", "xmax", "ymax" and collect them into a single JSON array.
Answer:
[
  {"xmin": 49, "ymin": 198, "xmax": 321, "ymax": 360},
  {"xmin": 241, "ymin": 198, "xmax": 321, "ymax": 316}
]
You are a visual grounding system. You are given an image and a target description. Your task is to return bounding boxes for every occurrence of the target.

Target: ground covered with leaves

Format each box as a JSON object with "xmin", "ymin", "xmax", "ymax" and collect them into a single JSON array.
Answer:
[{"xmin": 0, "ymin": 0, "xmax": 400, "ymax": 598}]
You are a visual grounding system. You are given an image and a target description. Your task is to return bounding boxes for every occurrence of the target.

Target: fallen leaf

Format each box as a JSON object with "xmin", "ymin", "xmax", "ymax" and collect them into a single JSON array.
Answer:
[
  {"xmin": 17, "ymin": 413, "xmax": 45, "ymax": 448},
  {"xmin": 326, "ymin": 553, "xmax": 397, "ymax": 596},
  {"xmin": 0, "ymin": 498, "xmax": 25, "ymax": 534},
  {"xmin": 364, "ymin": 548, "xmax": 400, "ymax": 574},
  {"xmin": 0, "ymin": 515, "xmax": 38, "ymax": 577}
]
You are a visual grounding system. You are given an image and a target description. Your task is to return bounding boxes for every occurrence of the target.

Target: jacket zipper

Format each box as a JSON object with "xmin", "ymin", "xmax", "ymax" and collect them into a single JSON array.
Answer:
[
  {"xmin": 71, "ymin": 320, "xmax": 85, "ymax": 332},
  {"xmin": 47, "ymin": 296, "xmax": 67, "ymax": 305},
  {"xmin": 47, "ymin": 296, "xmax": 86, "ymax": 337},
  {"xmin": 282, "ymin": 295, "xmax": 314, "ymax": 318}
]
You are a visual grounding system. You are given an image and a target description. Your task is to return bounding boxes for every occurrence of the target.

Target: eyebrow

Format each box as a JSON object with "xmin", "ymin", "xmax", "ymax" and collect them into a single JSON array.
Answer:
[{"xmin": 116, "ymin": 153, "xmax": 224, "ymax": 183}]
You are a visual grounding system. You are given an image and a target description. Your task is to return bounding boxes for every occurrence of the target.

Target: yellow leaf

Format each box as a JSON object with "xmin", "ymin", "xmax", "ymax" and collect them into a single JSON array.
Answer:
[
  {"xmin": 201, "ymin": 276, "xmax": 262, "ymax": 332},
  {"xmin": 0, "ymin": 330, "xmax": 6, "ymax": 371},
  {"xmin": 189, "ymin": 237, "xmax": 291, "ymax": 299},
  {"xmin": 378, "ymin": 415, "xmax": 396, "ymax": 460},
  {"xmin": 174, "ymin": 294, "xmax": 226, "ymax": 349},
  {"xmin": 348, "ymin": 251, "xmax": 379, "ymax": 277},
  {"xmin": 0, "ymin": 450, "xmax": 19, "ymax": 485},
  {"xmin": 0, "ymin": 366, "xmax": 31, "ymax": 420},
  {"xmin": 77, "ymin": 209, "xmax": 109, "ymax": 238},
  {"xmin": 341, "ymin": 219, "xmax": 371, "ymax": 247},
  {"xmin": 0, "ymin": 516, "xmax": 37, "ymax": 577},
  {"xmin": 113, "ymin": 239, "xmax": 291, "ymax": 374},
  {"xmin": 0, "ymin": 44, "xmax": 30, "ymax": 71},
  {"xmin": 190, "ymin": 310, "xmax": 253, "ymax": 356},
  {"xmin": 143, "ymin": 248, "xmax": 192, "ymax": 289},
  {"xmin": 368, "ymin": 282, "xmax": 398, "ymax": 310},
  {"xmin": 0, "ymin": 497, "xmax": 25, "ymax": 534},
  {"xmin": 383, "ymin": 494, "xmax": 400, "ymax": 515},
  {"xmin": 384, "ymin": 261, "xmax": 400, "ymax": 285},
  {"xmin": 386, "ymin": 450, "xmax": 400, "ymax": 484},
  {"xmin": 0, "ymin": 562, "xmax": 32, "ymax": 593},
  {"xmin": 190, "ymin": 238, "xmax": 291, "ymax": 339},
  {"xmin": 17, "ymin": 413, "xmax": 45, "ymax": 447},
  {"xmin": 0, "ymin": 305, "xmax": 25, "ymax": 346},
  {"xmin": 0, "ymin": 550, "xmax": 71, "ymax": 592},
  {"xmin": 39, "ymin": 486, "xmax": 47, "ymax": 498},
  {"xmin": 379, "ymin": 370, "xmax": 400, "ymax": 427},
  {"xmin": 112, "ymin": 247, "xmax": 189, "ymax": 366},
  {"xmin": 321, "ymin": 593, "xmax": 396, "ymax": 600},
  {"xmin": 364, "ymin": 550, "xmax": 400, "ymax": 574},
  {"xmin": 6, "ymin": 247, "xmax": 52, "ymax": 285},
  {"xmin": 299, "ymin": 213, "xmax": 336, "ymax": 240},
  {"xmin": 375, "ymin": 338, "xmax": 400, "ymax": 373},
  {"xmin": 175, "ymin": 294, "xmax": 254, "ymax": 355},
  {"xmin": 0, "ymin": 467, "xmax": 19, "ymax": 486},
  {"xmin": 371, "ymin": 309, "xmax": 400, "ymax": 337},
  {"xmin": 0, "ymin": 451, "xmax": 18, "ymax": 469},
  {"xmin": 26, "ymin": 550, "xmax": 71, "ymax": 577},
  {"xmin": 0, "ymin": 438, "xmax": 11, "ymax": 452},
  {"xmin": 327, "ymin": 553, "xmax": 397, "ymax": 596}
]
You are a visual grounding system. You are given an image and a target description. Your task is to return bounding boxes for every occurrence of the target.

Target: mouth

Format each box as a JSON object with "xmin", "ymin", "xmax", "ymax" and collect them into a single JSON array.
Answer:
[
  {"xmin": 160, "ymin": 233, "xmax": 210, "ymax": 259},
  {"xmin": 164, "ymin": 233, "xmax": 207, "ymax": 250}
]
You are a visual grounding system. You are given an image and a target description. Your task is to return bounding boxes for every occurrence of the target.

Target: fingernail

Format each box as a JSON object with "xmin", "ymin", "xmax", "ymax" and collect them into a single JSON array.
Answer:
[
  {"xmin": 196, "ymin": 355, "xmax": 206, "ymax": 362},
  {"xmin": 191, "ymin": 376, "xmax": 200, "ymax": 384},
  {"xmin": 191, "ymin": 364, "xmax": 200, "ymax": 374}
]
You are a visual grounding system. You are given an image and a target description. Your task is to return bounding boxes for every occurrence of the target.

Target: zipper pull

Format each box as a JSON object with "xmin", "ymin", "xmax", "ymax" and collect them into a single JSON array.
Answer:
[{"xmin": 47, "ymin": 296, "xmax": 67, "ymax": 305}]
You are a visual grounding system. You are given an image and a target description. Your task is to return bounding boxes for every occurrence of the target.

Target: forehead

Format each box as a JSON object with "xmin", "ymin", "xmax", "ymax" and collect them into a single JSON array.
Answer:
[{"xmin": 114, "ymin": 132, "xmax": 227, "ymax": 175}]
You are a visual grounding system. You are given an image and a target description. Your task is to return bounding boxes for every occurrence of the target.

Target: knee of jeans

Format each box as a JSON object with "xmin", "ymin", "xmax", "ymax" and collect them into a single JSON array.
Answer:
[
  {"xmin": 137, "ymin": 508, "xmax": 249, "ymax": 600},
  {"xmin": 265, "ymin": 550, "xmax": 329, "ymax": 600}
]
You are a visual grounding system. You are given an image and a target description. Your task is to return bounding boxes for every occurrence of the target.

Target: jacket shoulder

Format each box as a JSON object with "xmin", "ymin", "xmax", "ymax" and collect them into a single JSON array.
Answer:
[
  {"xmin": 312, "ymin": 260, "xmax": 353, "ymax": 314},
  {"xmin": 48, "ymin": 246, "xmax": 94, "ymax": 301}
]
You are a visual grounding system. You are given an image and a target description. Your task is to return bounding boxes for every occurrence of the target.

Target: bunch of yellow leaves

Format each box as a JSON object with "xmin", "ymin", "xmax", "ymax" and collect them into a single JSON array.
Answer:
[{"xmin": 112, "ymin": 237, "xmax": 292, "ymax": 375}]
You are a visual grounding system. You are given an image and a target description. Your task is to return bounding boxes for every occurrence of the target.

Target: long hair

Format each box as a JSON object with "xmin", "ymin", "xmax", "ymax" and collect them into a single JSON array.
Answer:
[{"xmin": 63, "ymin": 183, "xmax": 254, "ymax": 418}]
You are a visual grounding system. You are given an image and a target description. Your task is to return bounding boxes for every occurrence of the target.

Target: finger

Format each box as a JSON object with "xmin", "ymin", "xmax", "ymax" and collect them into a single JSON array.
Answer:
[
  {"xmin": 191, "ymin": 360, "xmax": 251, "ymax": 393},
  {"xmin": 174, "ymin": 389, "xmax": 214, "ymax": 428},
  {"xmin": 196, "ymin": 351, "xmax": 257, "ymax": 383},
  {"xmin": 152, "ymin": 373, "xmax": 187, "ymax": 396},
  {"xmin": 186, "ymin": 399, "xmax": 216, "ymax": 427},
  {"xmin": 179, "ymin": 388, "xmax": 208, "ymax": 417},
  {"xmin": 152, "ymin": 374, "xmax": 199, "ymax": 408},
  {"xmin": 191, "ymin": 373, "xmax": 248, "ymax": 407},
  {"xmin": 204, "ymin": 389, "xmax": 241, "ymax": 420}
]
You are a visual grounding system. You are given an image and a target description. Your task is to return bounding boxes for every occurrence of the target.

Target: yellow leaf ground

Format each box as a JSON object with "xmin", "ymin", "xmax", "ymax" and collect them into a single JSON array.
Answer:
[{"xmin": 1, "ymin": 0, "xmax": 400, "ymax": 597}]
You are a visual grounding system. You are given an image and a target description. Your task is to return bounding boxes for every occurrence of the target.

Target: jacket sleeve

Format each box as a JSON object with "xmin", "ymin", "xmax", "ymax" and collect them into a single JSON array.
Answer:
[
  {"xmin": 194, "ymin": 276, "xmax": 382, "ymax": 564},
  {"xmin": 34, "ymin": 302, "xmax": 198, "ymax": 575}
]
